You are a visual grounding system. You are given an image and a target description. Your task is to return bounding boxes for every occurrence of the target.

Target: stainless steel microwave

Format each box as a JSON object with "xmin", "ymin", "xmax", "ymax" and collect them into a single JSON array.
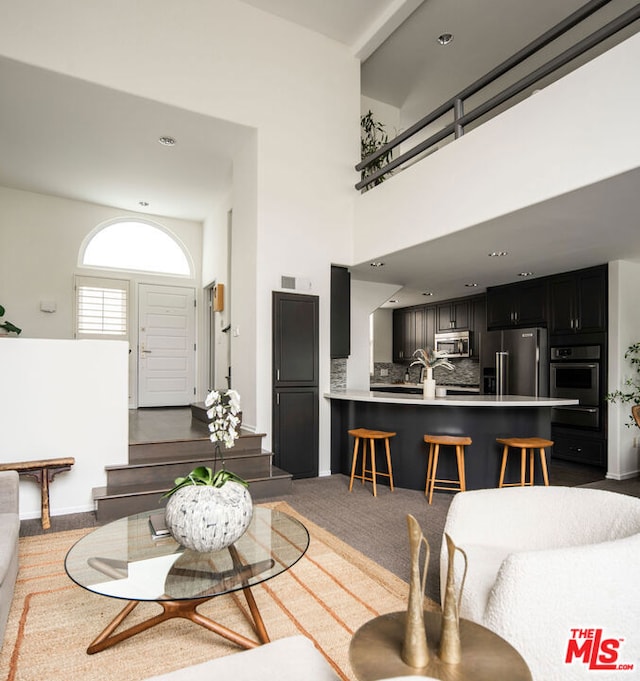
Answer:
[{"xmin": 434, "ymin": 331, "xmax": 471, "ymax": 358}]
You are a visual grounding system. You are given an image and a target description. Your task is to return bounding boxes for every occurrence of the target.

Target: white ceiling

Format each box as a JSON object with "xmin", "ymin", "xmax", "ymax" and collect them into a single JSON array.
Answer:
[{"xmin": 1, "ymin": 1, "xmax": 640, "ymax": 303}]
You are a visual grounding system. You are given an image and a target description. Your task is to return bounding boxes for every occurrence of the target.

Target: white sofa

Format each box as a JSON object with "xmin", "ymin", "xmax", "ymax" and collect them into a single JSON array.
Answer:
[{"xmin": 441, "ymin": 486, "xmax": 640, "ymax": 681}]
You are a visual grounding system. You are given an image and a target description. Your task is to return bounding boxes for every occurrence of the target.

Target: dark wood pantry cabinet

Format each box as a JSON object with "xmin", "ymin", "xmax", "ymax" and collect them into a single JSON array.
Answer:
[{"xmin": 272, "ymin": 291, "xmax": 319, "ymax": 478}]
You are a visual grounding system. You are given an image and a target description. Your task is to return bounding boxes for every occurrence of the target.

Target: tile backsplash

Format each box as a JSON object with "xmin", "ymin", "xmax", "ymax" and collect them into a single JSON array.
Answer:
[{"xmin": 371, "ymin": 359, "xmax": 479, "ymax": 386}]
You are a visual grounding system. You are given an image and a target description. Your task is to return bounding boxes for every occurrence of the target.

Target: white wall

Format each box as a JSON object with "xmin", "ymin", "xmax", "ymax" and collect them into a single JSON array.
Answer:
[
  {"xmin": 0, "ymin": 186, "xmax": 203, "ymax": 406},
  {"xmin": 347, "ymin": 281, "xmax": 402, "ymax": 391},
  {"xmin": 0, "ymin": 2, "xmax": 360, "ymax": 472},
  {"xmin": 354, "ymin": 32, "xmax": 640, "ymax": 264},
  {"xmin": 373, "ymin": 308, "xmax": 394, "ymax": 363},
  {"xmin": 0, "ymin": 339, "xmax": 128, "ymax": 519},
  {"xmin": 607, "ymin": 260, "xmax": 640, "ymax": 480}
]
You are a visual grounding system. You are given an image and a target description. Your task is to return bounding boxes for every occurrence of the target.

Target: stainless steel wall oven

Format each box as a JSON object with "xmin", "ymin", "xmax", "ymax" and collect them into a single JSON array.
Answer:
[{"xmin": 550, "ymin": 345, "xmax": 601, "ymax": 428}]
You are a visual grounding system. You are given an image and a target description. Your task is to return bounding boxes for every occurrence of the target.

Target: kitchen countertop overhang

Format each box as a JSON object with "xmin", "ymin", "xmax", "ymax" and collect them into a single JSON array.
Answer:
[{"xmin": 326, "ymin": 390, "xmax": 578, "ymax": 408}]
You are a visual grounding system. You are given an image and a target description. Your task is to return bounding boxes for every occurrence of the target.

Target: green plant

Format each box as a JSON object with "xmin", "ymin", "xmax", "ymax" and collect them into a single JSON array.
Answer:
[
  {"xmin": 360, "ymin": 110, "xmax": 393, "ymax": 187},
  {"xmin": 162, "ymin": 465, "xmax": 248, "ymax": 499},
  {"xmin": 606, "ymin": 341, "xmax": 640, "ymax": 428},
  {"xmin": 0, "ymin": 304, "xmax": 21, "ymax": 334}
]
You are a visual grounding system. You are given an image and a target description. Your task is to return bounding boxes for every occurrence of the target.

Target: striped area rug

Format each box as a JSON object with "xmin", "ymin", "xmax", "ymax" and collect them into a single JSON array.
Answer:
[{"xmin": 1, "ymin": 502, "xmax": 437, "ymax": 681}]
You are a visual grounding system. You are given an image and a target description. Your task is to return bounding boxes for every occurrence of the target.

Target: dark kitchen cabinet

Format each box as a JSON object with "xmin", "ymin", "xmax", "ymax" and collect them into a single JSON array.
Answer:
[
  {"xmin": 548, "ymin": 266, "xmax": 607, "ymax": 335},
  {"xmin": 272, "ymin": 292, "xmax": 318, "ymax": 478},
  {"xmin": 470, "ymin": 294, "xmax": 486, "ymax": 358},
  {"xmin": 393, "ymin": 306, "xmax": 420, "ymax": 362},
  {"xmin": 273, "ymin": 387, "xmax": 319, "ymax": 478},
  {"xmin": 436, "ymin": 299, "xmax": 470, "ymax": 332},
  {"xmin": 393, "ymin": 305, "xmax": 435, "ymax": 362},
  {"xmin": 330, "ymin": 265, "xmax": 350, "ymax": 359},
  {"xmin": 486, "ymin": 279, "xmax": 547, "ymax": 330}
]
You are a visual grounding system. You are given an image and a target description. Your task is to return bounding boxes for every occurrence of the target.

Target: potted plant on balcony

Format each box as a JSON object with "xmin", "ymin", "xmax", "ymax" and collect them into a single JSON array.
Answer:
[
  {"xmin": 163, "ymin": 389, "xmax": 252, "ymax": 551},
  {"xmin": 360, "ymin": 110, "xmax": 394, "ymax": 188},
  {"xmin": 0, "ymin": 304, "xmax": 21, "ymax": 335}
]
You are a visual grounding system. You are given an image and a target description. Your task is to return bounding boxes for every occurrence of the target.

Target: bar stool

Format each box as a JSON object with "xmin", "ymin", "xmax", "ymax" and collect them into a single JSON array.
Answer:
[
  {"xmin": 348, "ymin": 428, "xmax": 395, "ymax": 497},
  {"xmin": 423, "ymin": 434, "xmax": 472, "ymax": 505},
  {"xmin": 497, "ymin": 437, "xmax": 552, "ymax": 488}
]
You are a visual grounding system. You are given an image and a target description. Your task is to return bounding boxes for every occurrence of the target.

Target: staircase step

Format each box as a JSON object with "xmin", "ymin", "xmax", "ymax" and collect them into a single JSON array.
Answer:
[
  {"xmin": 93, "ymin": 467, "xmax": 293, "ymax": 522},
  {"xmin": 191, "ymin": 401, "xmax": 244, "ymax": 426},
  {"xmin": 128, "ymin": 429, "xmax": 266, "ymax": 464},
  {"xmin": 105, "ymin": 450, "xmax": 275, "ymax": 487}
]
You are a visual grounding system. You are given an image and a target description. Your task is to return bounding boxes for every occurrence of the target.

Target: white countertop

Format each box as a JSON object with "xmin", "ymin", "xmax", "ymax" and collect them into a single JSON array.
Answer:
[{"xmin": 325, "ymin": 390, "xmax": 579, "ymax": 407}]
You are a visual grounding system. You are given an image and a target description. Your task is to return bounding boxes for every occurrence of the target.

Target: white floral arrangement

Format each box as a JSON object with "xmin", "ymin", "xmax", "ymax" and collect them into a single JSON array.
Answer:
[{"xmin": 205, "ymin": 388, "xmax": 241, "ymax": 449}]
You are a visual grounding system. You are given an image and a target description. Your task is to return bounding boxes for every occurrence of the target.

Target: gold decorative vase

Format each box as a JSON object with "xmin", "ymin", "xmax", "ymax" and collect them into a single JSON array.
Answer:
[
  {"xmin": 401, "ymin": 514, "xmax": 430, "ymax": 667},
  {"xmin": 438, "ymin": 532, "xmax": 468, "ymax": 664}
]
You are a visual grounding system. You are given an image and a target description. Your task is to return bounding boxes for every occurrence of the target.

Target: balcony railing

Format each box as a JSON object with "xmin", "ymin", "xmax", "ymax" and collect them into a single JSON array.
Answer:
[{"xmin": 356, "ymin": 0, "xmax": 640, "ymax": 191}]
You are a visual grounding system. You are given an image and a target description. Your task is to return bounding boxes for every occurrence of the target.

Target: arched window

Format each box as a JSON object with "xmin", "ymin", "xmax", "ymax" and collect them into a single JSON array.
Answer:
[{"xmin": 80, "ymin": 219, "xmax": 192, "ymax": 276}]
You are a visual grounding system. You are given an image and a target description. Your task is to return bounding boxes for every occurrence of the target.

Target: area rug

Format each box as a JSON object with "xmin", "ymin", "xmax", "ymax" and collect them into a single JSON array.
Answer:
[{"xmin": 1, "ymin": 501, "xmax": 438, "ymax": 681}]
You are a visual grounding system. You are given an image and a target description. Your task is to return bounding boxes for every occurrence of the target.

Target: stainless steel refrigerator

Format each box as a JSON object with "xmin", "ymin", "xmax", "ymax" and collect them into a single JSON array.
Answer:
[{"xmin": 481, "ymin": 327, "xmax": 549, "ymax": 397}]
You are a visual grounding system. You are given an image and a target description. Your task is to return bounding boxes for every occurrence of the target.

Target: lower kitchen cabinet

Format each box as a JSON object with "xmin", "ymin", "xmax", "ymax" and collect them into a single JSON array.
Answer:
[
  {"xmin": 551, "ymin": 428, "xmax": 606, "ymax": 467},
  {"xmin": 273, "ymin": 387, "xmax": 319, "ymax": 478}
]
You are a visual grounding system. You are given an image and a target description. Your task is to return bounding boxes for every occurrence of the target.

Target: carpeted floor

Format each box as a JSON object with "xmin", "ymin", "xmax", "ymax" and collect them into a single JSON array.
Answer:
[
  {"xmin": 20, "ymin": 462, "xmax": 638, "ymax": 604},
  {"xmin": 3, "ymin": 501, "xmax": 437, "ymax": 681}
]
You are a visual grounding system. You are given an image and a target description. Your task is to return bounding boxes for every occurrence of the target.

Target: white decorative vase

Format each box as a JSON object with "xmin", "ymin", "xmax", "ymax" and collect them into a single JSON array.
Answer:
[
  {"xmin": 164, "ymin": 482, "xmax": 253, "ymax": 552},
  {"xmin": 423, "ymin": 367, "xmax": 436, "ymax": 399}
]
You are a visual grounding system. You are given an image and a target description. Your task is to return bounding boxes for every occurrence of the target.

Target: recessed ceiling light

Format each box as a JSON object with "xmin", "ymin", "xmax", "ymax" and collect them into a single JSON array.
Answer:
[
  {"xmin": 158, "ymin": 136, "xmax": 176, "ymax": 146},
  {"xmin": 422, "ymin": 291, "xmax": 434, "ymax": 296},
  {"xmin": 438, "ymin": 33, "xmax": 453, "ymax": 46},
  {"xmin": 488, "ymin": 251, "xmax": 509, "ymax": 257},
  {"xmin": 370, "ymin": 261, "xmax": 385, "ymax": 267},
  {"xmin": 518, "ymin": 272, "xmax": 534, "ymax": 277},
  {"xmin": 465, "ymin": 283, "xmax": 478, "ymax": 287},
  {"xmin": 138, "ymin": 201, "xmax": 149, "ymax": 207}
]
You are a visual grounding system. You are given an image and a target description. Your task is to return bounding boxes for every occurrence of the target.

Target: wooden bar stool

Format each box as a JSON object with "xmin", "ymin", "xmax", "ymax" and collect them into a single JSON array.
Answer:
[
  {"xmin": 423, "ymin": 434, "xmax": 472, "ymax": 505},
  {"xmin": 497, "ymin": 437, "xmax": 552, "ymax": 488},
  {"xmin": 348, "ymin": 428, "xmax": 395, "ymax": 497}
]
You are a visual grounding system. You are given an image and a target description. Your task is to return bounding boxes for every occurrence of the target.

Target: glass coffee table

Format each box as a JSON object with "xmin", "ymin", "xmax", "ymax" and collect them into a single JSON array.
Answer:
[{"xmin": 65, "ymin": 506, "xmax": 309, "ymax": 654}]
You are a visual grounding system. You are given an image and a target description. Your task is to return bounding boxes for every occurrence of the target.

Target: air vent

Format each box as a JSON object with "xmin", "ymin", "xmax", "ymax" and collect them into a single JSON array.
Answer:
[{"xmin": 280, "ymin": 276, "xmax": 312, "ymax": 291}]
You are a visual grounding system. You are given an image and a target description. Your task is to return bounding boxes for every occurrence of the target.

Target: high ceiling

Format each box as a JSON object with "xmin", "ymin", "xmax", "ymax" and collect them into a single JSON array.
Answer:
[{"xmin": 1, "ymin": 0, "xmax": 640, "ymax": 303}]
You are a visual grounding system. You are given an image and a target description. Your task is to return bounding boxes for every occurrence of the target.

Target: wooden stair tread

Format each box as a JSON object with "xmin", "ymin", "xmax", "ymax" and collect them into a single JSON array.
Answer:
[
  {"xmin": 93, "ymin": 467, "xmax": 293, "ymax": 500},
  {"xmin": 107, "ymin": 449, "xmax": 273, "ymax": 471}
]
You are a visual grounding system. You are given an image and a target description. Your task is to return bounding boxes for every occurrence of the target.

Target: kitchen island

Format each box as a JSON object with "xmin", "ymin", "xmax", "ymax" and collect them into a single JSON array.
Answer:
[{"xmin": 326, "ymin": 391, "xmax": 578, "ymax": 491}]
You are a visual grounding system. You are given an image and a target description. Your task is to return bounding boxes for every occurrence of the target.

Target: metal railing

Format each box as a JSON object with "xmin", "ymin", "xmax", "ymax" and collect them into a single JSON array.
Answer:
[{"xmin": 356, "ymin": 0, "xmax": 640, "ymax": 191}]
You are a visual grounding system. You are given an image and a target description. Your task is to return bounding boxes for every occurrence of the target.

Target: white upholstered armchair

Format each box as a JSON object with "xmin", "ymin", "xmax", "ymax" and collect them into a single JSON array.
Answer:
[{"xmin": 440, "ymin": 486, "xmax": 640, "ymax": 681}]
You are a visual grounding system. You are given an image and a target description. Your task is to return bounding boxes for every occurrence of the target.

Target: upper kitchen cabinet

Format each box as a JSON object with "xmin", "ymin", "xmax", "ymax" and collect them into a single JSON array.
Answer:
[
  {"xmin": 486, "ymin": 279, "xmax": 547, "ymax": 330},
  {"xmin": 548, "ymin": 265, "xmax": 607, "ymax": 336},
  {"xmin": 330, "ymin": 265, "xmax": 350, "ymax": 359},
  {"xmin": 393, "ymin": 305, "xmax": 434, "ymax": 362},
  {"xmin": 436, "ymin": 299, "xmax": 470, "ymax": 332}
]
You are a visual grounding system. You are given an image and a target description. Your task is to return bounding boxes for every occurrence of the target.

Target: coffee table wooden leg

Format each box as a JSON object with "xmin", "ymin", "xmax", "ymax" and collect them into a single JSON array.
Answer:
[{"xmin": 87, "ymin": 598, "xmax": 262, "ymax": 654}]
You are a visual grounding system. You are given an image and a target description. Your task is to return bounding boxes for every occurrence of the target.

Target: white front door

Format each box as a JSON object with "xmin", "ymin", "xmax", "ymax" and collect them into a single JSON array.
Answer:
[{"xmin": 138, "ymin": 284, "xmax": 196, "ymax": 407}]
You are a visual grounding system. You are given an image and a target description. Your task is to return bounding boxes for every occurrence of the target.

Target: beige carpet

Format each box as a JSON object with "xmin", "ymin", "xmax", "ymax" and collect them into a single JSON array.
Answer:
[{"xmin": 1, "ymin": 502, "xmax": 436, "ymax": 681}]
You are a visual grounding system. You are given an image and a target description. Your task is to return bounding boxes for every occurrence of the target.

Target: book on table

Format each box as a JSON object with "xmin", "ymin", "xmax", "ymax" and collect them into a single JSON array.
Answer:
[{"xmin": 149, "ymin": 512, "xmax": 171, "ymax": 538}]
